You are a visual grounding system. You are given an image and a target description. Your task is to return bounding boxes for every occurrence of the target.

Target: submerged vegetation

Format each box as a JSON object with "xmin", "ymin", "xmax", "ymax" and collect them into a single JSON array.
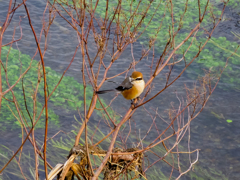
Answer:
[
  {"xmin": 0, "ymin": 0, "xmax": 237, "ymax": 179},
  {"xmin": 0, "ymin": 46, "xmax": 113, "ymax": 129},
  {"xmin": 91, "ymin": 0, "xmax": 240, "ymax": 91}
]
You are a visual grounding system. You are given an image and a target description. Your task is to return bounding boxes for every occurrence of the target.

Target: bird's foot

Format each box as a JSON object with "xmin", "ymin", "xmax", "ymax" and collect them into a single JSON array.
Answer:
[
  {"xmin": 131, "ymin": 99, "xmax": 134, "ymax": 104},
  {"xmin": 131, "ymin": 99, "xmax": 138, "ymax": 107}
]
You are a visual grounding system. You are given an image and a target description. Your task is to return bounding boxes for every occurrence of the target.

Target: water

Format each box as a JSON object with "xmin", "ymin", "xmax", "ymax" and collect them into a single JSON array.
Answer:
[{"xmin": 0, "ymin": 0, "xmax": 240, "ymax": 179}]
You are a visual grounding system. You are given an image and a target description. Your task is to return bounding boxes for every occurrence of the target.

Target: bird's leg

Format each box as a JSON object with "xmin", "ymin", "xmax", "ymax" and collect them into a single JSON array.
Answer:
[
  {"xmin": 131, "ymin": 98, "xmax": 138, "ymax": 107},
  {"xmin": 131, "ymin": 99, "xmax": 134, "ymax": 105},
  {"xmin": 131, "ymin": 100, "xmax": 136, "ymax": 108}
]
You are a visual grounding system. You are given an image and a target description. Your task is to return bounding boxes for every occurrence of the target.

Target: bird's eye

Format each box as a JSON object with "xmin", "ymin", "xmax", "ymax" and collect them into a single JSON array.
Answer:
[{"xmin": 135, "ymin": 78, "xmax": 142, "ymax": 81}]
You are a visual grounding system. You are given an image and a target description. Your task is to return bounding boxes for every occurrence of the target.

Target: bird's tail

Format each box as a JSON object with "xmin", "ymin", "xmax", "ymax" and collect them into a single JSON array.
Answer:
[{"xmin": 96, "ymin": 89, "xmax": 116, "ymax": 94}]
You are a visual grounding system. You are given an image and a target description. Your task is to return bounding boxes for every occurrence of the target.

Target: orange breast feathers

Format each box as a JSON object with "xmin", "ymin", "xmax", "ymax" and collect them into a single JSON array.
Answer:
[{"xmin": 121, "ymin": 80, "xmax": 145, "ymax": 100}]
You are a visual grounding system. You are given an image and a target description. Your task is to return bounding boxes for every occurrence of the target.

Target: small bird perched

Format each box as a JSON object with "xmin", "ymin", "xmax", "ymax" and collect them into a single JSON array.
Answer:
[{"xmin": 96, "ymin": 71, "xmax": 145, "ymax": 103}]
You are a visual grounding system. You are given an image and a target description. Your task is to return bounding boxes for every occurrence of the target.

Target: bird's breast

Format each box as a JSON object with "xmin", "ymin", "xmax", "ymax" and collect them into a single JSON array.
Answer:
[{"xmin": 121, "ymin": 80, "xmax": 145, "ymax": 100}]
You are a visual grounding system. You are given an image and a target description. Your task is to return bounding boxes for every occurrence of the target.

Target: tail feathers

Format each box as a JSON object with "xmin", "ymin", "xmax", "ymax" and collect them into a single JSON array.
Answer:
[{"xmin": 96, "ymin": 89, "xmax": 116, "ymax": 94}]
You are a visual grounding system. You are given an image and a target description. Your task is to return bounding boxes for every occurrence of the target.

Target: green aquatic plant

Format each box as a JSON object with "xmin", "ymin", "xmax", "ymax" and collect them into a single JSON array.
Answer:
[
  {"xmin": 0, "ymin": 46, "xmax": 113, "ymax": 130},
  {"xmin": 53, "ymin": 1, "xmax": 240, "ymax": 91},
  {"xmin": 188, "ymin": 165, "xmax": 228, "ymax": 180},
  {"xmin": 0, "ymin": 145, "xmax": 35, "ymax": 180},
  {"xmin": 226, "ymin": 0, "xmax": 240, "ymax": 8},
  {"xmin": 88, "ymin": 0, "xmax": 240, "ymax": 91},
  {"xmin": 193, "ymin": 36, "xmax": 240, "ymax": 91},
  {"xmin": 92, "ymin": 0, "xmax": 222, "ymax": 43}
]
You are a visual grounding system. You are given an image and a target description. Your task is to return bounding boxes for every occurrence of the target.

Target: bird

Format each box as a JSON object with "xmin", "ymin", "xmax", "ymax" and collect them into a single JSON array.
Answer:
[{"xmin": 96, "ymin": 71, "xmax": 145, "ymax": 103}]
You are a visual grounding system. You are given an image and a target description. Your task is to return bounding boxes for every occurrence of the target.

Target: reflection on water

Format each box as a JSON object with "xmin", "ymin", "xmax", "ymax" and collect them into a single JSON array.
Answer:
[{"xmin": 0, "ymin": 0, "xmax": 240, "ymax": 179}]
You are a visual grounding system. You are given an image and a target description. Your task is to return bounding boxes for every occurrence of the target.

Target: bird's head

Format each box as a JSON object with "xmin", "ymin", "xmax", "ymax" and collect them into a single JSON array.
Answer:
[{"xmin": 130, "ymin": 71, "xmax": 144, "ymax": 82}]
